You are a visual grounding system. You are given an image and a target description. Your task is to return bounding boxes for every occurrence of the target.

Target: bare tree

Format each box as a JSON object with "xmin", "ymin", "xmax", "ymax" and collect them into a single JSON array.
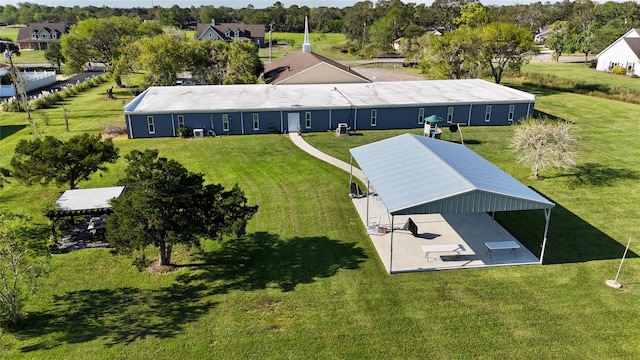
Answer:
[
  {"xmin": 510, "ymin": 117, "xmax": 577, "ymax": 179},
  {"xmin": 0, "ymin": 211, "xmax": 48, "ymax": 327},
  {"xmin": 63, "ymin": 108, "xmax": 70, "ymax": 132}
]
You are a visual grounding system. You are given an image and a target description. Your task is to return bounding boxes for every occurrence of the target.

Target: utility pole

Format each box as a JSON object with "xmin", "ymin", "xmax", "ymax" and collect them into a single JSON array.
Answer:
[
  {"xmin": 2, "ymin": 43, "xmax": 30, "ymax": 120},
  {"xmin": 362, "ymin": 22, "xmax": 366, "ymax": 55},
  {"xmin": 269, "ymin": 22, "xmax": 274, "ymax": 62}
]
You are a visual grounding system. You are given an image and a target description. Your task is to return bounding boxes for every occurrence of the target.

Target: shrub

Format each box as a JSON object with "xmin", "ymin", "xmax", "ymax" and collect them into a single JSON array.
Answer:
[
  {"xmin": 104, "ymin": 124, "xmax": 128, "ymax": 136},
  {"xmin": 177, "ymin": 126, "xmax": 192, "ymax": 138},
  {"xmin": 1, "ymin": 74, "xmax": 109, "ymax": 113},
  {"xmin": 611, "ymin": 66, "xmax": 627, "ymax": 75}
]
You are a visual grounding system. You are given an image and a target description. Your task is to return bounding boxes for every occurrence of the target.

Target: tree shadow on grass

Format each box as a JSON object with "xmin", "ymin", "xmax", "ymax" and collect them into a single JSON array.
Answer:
[
  {"xmin": 14, "ymin": 233, "xmax": 365, "ymax": 351},
  {"xmin": 0, "ymin": 124, "xmax": 26, "ymax": 141},
  {"xmin": 15, "ymin": 280, "xmax": 215, "ymax": 352},
  {"xmin": 508, "ymin": 83, "xmax": 562, "ymax": 97},
  {"xmin": 565, "ymin": 163, "xmax": 639, "ymax": 188},
  {"xmin": 496, "ymin": 200, "xmax": 637, "ymax": 265},
  {"xmin": 179, "ymin": 232, "xmax": 368, "ymax": 294}
]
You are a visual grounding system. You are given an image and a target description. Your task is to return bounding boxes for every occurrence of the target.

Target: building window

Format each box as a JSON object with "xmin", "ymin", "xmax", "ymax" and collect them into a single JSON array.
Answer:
[
  {"xmin": 147, "ymin": 116, "xmax": 155, "ymax": 134},
  {"xmin": 31, "ymin": 31, "xmax": 37, "ymax": 39},
  {"xmin": 447, "ymin": 107, "xmax": 454, "ymax": 123},
  {"xmin": 371, "ymin": 109, "xmax": 377, "ymax": 127},
  {"xmin": 305, "ymin": 112, "xmax": 312, "ymax": 128},
  {"xmin": 52, "ymin": 32, "xmax": 57, "ymax": 39},
  {"xmin": 225, "ymin": 29, "xmax": 230, "ymax": 37},
  {"xmin": 177, "ymin": 115, "xmax": 185, "ymax": 128},
  {"xmin": 508, "ymin": 105, "xmax": 515, "ymax": 122},
  {"xmin": 222, "ymin": 114, "xmax": 229, "ymax": 131},
  {"xmin": 485, "ymin": 105, "xmax": 492, "ymax": 122},
  {"xmin": 234, "ymin": 29, "xmax": 240, "ymax": 37},
  {"xmin": 253, "ymin": 113, "xmax": 259, "ymax": 130},
  {"xmin": 418, "ymin": 108, "xmax": 424, "ymax": 124}
]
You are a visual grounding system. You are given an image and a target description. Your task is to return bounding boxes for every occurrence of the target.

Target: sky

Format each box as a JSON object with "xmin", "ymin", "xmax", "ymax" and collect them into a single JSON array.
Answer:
[{"xmin": 1, "ymin": 0, "xmax": 541, "ymax": 9}]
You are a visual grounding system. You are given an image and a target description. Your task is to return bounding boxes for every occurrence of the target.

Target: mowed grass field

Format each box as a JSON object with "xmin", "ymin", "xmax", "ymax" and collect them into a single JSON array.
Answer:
[
  {"xmin": 522, "ymin": 61, "xmax": 640, "ymax": 90},
  {"xmin": 259, "ymin": 32, "xmax": 357, "ymax": 61},
  {"xmin": 0, "ymin": 26, "xmax": 19, "ymax": 41},
  {"xmin": 1, "ymin": 65, "xmax": 640, "ymax": 358}
]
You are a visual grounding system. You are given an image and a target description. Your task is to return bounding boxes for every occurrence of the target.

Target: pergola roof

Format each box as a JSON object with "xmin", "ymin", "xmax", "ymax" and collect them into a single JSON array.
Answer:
[
  {"xmin": 50, "ymin": 186, "xmax": 126, "ymax": 217},
  {"xmin": 349, "ymin": 134, "xmax": 554, "ymax": 215}
]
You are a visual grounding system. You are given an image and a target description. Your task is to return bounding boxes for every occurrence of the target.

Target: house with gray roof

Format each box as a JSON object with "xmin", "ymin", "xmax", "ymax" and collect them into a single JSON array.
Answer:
[
  {"xmin": 195, "ymin": 20, "xmax": 265, "ymax": 47},
  {"xmin": 17, "ymin": 22, "xmax": 68, "ymax": 50}
]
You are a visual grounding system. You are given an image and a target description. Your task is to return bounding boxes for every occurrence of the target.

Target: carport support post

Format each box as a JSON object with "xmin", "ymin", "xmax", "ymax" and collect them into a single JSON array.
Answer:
[
  {"xmin": 349, "ymin": 155, "xmax": 353, "ymax": 186},
  {"xmin": 389, "ymin": 216, "xmax": 394, "ymax": 274},
  {"xmin": 539, "ymin": 208, "xmax": 552, "ymax": 264},
  {"xmin": 365, "ymin": 179, "xmax": 370, "ymax": 228}
]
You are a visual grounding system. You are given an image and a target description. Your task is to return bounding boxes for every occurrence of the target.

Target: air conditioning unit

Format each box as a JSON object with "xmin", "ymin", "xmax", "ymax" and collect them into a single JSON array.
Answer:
[
  {"xmin": 336, "ymin": 123, "xmax": 350, "ymax": 137},
  {"xmin": 193, "ymin": 129, "xmax": 204, "ymax": 138}
]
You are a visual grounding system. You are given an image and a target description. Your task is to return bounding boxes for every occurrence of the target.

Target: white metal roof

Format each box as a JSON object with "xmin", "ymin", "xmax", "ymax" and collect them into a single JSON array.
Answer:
[
  {"xmin": 56, "ymin": 186, "xmax": 126, "ymax": 212},
  {"xmin": 124, "ymin": 79, "xmax": 535, "ymax": 115},
  {"xmin": 349, "ymin": 134, "xmax": 554, "ymax": 215}
]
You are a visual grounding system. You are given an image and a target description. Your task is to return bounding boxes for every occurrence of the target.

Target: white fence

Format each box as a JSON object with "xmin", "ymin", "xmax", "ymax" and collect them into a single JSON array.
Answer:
[{"xmin": 0, "ymin": 70, "xmax": 57, "ymax": 97}]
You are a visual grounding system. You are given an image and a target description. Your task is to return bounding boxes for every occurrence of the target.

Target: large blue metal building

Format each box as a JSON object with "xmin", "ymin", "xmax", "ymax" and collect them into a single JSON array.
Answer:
[{"xmin": 122, "ymin": 79, "xmax": 535, "ymax": 139}]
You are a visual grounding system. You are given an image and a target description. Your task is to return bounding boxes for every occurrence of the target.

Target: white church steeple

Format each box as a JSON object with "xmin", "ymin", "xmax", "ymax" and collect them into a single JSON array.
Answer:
[{"xmin": 303, "ymin": 16, "xmax": 311, "ymax": 53}]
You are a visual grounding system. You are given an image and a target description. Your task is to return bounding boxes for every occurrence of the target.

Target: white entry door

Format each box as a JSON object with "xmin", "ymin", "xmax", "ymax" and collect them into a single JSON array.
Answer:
[{"xmin": 287, "ymin": 113, "xmax": 300, "ymax": 133}]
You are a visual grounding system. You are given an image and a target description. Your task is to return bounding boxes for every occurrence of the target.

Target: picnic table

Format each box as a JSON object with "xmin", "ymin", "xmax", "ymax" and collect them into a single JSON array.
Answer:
[{"xmin": 484, "ymin": 241, "xmax": 520, "ymax": 258}]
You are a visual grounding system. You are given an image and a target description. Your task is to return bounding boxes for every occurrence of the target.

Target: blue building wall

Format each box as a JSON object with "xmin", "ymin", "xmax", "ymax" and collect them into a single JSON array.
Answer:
[{"xmin": 126, "ymin": 102, "xmax": 533, "ymax": 138}]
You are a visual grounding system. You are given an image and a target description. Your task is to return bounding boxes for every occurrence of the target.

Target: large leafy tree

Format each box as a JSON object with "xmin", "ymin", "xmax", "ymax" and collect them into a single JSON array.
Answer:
[
  {"xmin": 419, "ymin": 27, "xmax": 481, "ymax": 79},
  {"xmin": 10, "ymin": 133, "xmax": 119, "ymax": 190},
  {"xmin": 342, "ymin": 0, "xmax": 376, "ymax": 50},
  {"xmin": 546, "ymin": 20, "xmax": 572, "ymax": 62},
  {"xmin": 137, "ymin": 37, "xmax": 262, "ymax": 87},
  {"xmin": 137, "ymin": 33, "xmax": 186, "ymax": 87},
  {"xmin": 44, "ymin": 42, "xmax": 64, "ymax": 70},
  {"xmin": 61, "ymin": 16, "xmax": 162, "ymax": 86},
  {"xmin": 223, "ymin": 41, "xmax": 264, "ymax": 84},
  {"xmin": 454, "ymin": 3, "xmax": 495, "ymax": 28},
  {"xmin": 107, "ymin": 150, "xmax": 258, "ymax": 267},
  {"xmin": 510, "ymin": 117, "xmax": 577, "ymax": 180},
  {"xmin": 479, "ymin": 22, "xmax": 535, "ymax": 84},
  {"xmin": 429, "ymin": 0, "xmax": 475, "ymax": 31}
]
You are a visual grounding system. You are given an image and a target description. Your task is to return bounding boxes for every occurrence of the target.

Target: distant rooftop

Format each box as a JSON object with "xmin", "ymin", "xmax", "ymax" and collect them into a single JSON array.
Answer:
[{"xmin": 263, "ymin": 50, "xmax": 371, "ymax": 84}]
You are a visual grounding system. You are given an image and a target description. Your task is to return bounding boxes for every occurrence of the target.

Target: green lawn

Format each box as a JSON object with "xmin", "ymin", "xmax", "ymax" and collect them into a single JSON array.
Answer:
[
  {"xmin": 0, "ymin": 26, "xmax": 19, "ymax": 41},
  {"xmin": 259, "ymin": 32, "xmax": 358, "ymax": 61},
  {"xmin": 1, "ymin": 68, "xmax": 640, "ymax": 358},
  {"xmin": 522, "ymin": 62, "xmax": 640, "ymax": 92},
  {"xmin": 9, "ymin": 50, "xmax": 49, "ymax": 65}
]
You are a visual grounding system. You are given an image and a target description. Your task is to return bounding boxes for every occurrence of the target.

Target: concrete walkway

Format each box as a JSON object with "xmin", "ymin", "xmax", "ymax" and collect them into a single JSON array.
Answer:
[
  {"xmin": 288, "ymin": 132, "xmax": 368, "ymax": 185},
  {"xmin": 288, "ymin": 132, "xmax": 539, "ymax": 273}
]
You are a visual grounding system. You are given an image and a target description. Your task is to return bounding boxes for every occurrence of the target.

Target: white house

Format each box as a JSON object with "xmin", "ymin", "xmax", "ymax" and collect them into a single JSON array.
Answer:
[{"xmin": 596, "ymin": 28, "xmax": 640, "ymax": 76}]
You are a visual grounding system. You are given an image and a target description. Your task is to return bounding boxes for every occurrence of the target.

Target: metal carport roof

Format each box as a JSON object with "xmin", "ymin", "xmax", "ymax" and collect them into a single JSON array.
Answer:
[
  {"xmin": 349, "ymin": 134, "xmax": 555, "ymax": 269},
  {"xmin": 349, "ymin": 134, "xmax": 554, "ymax": 215}
]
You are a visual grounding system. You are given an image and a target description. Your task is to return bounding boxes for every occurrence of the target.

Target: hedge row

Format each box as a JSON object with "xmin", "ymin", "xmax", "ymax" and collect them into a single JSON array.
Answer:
[{"xmin": 1, "ymin": 74, "xmax": 109, "ymax": 112}]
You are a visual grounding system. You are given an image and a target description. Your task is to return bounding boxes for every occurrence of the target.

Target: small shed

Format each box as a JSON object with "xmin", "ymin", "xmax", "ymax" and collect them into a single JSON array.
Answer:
[{"xmin": 349, "ymin": 134, "xmax": 554, "ymax": 273}]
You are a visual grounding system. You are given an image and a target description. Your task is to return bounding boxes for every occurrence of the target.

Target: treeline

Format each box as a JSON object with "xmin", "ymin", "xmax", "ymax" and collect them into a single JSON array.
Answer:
[{"xmin": 3, "ymin": 0, "xmax": 640, "ymax": 39}]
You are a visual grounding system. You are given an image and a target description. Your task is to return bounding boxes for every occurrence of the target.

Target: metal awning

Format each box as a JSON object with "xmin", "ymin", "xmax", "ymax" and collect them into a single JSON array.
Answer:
[{"xmin": 349, "ymin": 134, "xmax": 554, "ymax": 272}]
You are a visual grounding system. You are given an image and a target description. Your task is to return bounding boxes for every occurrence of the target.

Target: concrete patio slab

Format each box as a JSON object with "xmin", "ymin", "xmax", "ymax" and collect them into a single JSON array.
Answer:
[{"xmin": 352, "ymin": 195, "xmax": 540, "ymax": 273}]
